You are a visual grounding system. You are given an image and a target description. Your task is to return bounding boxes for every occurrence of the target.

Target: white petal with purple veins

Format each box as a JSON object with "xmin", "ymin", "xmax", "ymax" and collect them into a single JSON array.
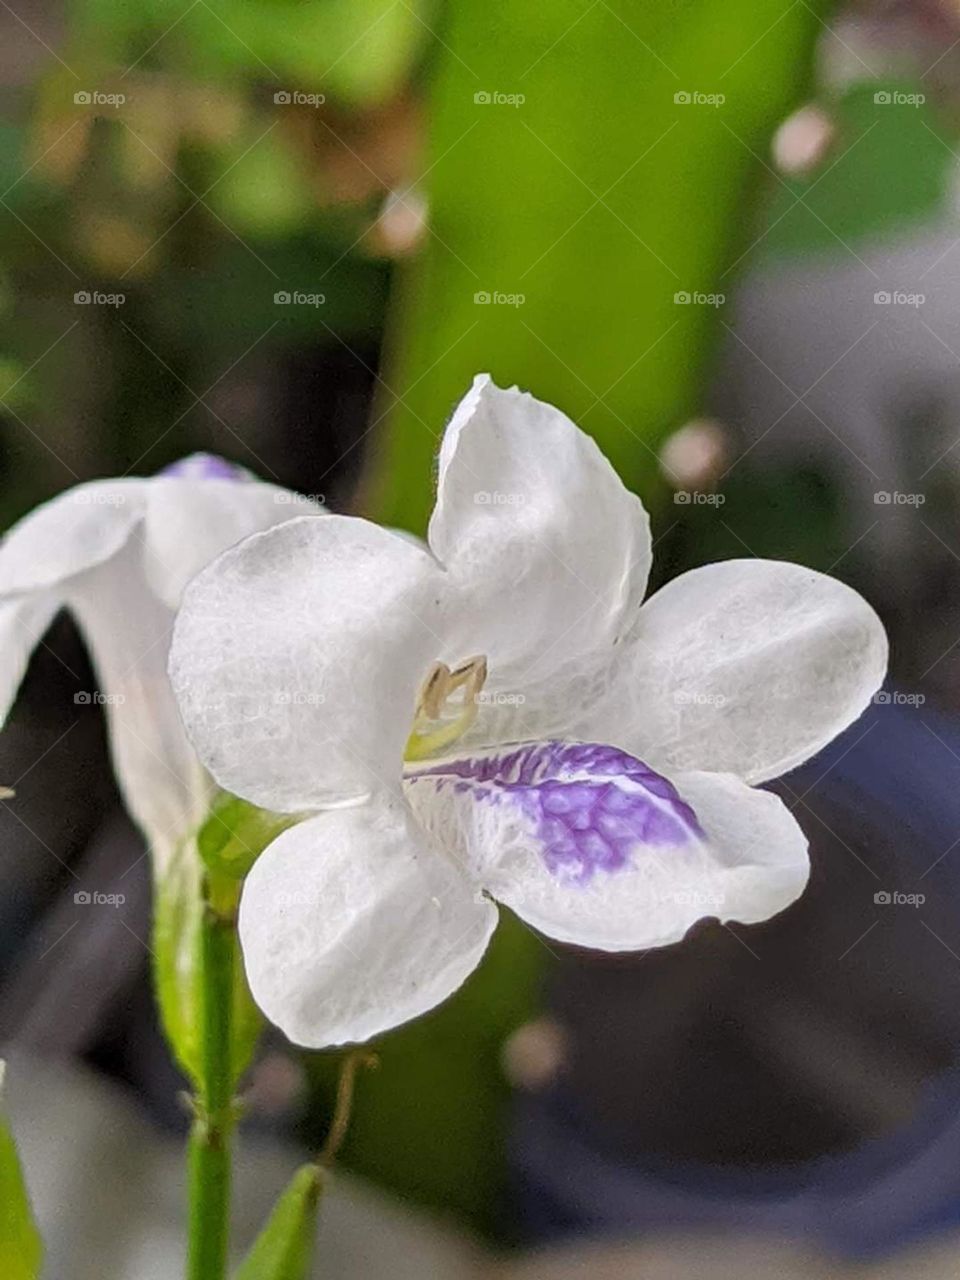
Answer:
[{"xmin": 405, "ymin": 742, "xmax": 808, "ymax": 950}]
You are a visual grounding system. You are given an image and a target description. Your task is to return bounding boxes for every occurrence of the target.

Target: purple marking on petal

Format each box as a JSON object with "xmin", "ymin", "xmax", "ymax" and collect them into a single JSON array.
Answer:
[
  {"xmin": 161, "ymin": 453, "xmax": 250, "ymax": 482},
  {"xmin": 407, "ymin": 741, "xmax": 704, "ymax": 884}
]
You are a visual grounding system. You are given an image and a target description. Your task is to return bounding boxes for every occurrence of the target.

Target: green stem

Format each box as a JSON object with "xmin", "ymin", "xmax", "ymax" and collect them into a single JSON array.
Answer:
[{"xmin": 187, "ymin": 876, "xmax": 238, "ymax": 1280}]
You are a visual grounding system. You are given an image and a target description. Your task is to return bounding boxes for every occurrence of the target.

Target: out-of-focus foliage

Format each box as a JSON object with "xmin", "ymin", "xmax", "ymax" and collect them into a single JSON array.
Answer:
[
  {"xmin": 306, "ymin": 913, "xmax": 542, "ymax": 1234},
  {"xmin": 0, "ymin": 0, "xmax": 419, "ymax": 518},
  {"xmin": 664, "ymin": 465, "xmax": 849, "ymax": 581},
  {"xmin": 762, "ymin": 81, "xmax": 953, "ymax": 256},
  {"xmin": 0, "ymin": 1067, "xmax": 42, "ymax": 1280},
  {"xmin": 371, "ymin": 0, "xmax": 834, "ymax": 527},
  {"xmin": 74, "ymin": 0, "xmax": 435, "ymax": 106}
]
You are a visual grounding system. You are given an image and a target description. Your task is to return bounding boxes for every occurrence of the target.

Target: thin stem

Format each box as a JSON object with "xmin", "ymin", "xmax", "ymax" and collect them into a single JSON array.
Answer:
[
  {"xmin": 187, "ymin": 877, "xmax": 238, "ymax": 1280},
  {"xmin": 318, "ymin": 1050, "xmax": 378, "ymax": 1168}
]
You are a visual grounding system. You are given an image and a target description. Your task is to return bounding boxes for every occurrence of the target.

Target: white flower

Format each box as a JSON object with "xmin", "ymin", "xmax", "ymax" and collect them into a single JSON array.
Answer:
[
  {"xmin": 169, "ymin": 378, "xmax": 887, "ymax": 1048},
  {"xmin": 0, "ymin": 454, "xmax": 323, "ymax": 865}
]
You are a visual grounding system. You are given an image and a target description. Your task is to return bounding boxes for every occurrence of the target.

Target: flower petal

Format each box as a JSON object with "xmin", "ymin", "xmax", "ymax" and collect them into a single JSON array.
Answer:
[
  {"xmin": 0, "ymin": 594, "xmax": 60, "ymax": 725},
  {"xmin": 169, "ymin": 515, "xmax": 447, "ymax": 812},
  {"xmin": 160, "ymin": 452, "xmax": 252, "ymax": 481},
  {"xmin": 597, "ymin": 558, "xmax": 888, "ymax": 784},
  {"xmin": 67, "ymin": 540, "xmax": 210, "ymax": 859},
  {"xmin": 238, "ymin": 799, "xmax": 498, "ymax": 1047},
  {"xmin": 405, "ymin": 742, "xmax": 808, "ymax": 950},
  {"xmin": 428, "ymin": 377, "xmax": 651, "ymax": 691},
  {"xmin": 143, "ymin": 475, "xmax": 322, "ymax": 609},
  {"xmin": 0, "ymin": 481, "xmax": 145, "ymax": 595}
]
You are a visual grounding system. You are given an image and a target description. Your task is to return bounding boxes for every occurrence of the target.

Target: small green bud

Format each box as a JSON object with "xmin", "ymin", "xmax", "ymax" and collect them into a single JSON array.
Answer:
[{"xmin": 197, "ymin": 793, "xmax": 303, "ymax": 882}]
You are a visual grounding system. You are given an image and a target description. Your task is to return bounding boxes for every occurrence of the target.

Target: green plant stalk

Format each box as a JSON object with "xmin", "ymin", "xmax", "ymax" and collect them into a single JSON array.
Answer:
[{"xmin": 187, "ymin": 875, "xmax": 239, "ymax": 1280}]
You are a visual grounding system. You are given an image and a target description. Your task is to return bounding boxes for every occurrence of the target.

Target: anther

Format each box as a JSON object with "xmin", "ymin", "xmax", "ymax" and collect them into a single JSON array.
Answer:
[{"xmin": 406, "ymin": 655, "xmax": 489, "ymax": 760}]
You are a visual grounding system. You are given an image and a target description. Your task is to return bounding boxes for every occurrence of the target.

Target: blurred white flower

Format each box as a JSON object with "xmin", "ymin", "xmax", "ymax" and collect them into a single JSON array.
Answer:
[
  {"xmin": 170, "ymin": 378, "xmax": 887, "ymax": 1048},
  {"xmin": 0, "ymin": 454, "xmax": 323, "ymax": 866}
]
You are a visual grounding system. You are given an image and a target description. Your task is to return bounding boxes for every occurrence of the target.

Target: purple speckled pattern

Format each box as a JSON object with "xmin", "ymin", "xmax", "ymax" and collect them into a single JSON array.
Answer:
[
  {"xmin": 161, "ymin": 453, "xmax": 249, "ymax": 481},
  {"xmin": 407, "ymin": 741, "xmax": 704, "ymax": 883}
]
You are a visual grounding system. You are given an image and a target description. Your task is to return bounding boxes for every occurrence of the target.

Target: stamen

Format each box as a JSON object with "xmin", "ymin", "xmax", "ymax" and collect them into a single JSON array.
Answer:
[
  {"xmin": 419, "ymin": 662, "xmax": 450, "ymax": 721},
  {"xmin": 405, "ymin": 655, "xmax": 488, "ymax": 761}
]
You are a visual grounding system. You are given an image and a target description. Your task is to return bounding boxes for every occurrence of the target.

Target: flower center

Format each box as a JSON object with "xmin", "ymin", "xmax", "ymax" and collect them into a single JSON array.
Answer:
[{"xmin": 405, "ymin": 655, "xmax": 488, "ymax": 761}]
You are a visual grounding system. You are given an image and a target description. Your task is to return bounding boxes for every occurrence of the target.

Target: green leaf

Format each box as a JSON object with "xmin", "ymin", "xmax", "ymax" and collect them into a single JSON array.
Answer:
[
  {"xmin": 369, "ymin": 0, "xmax": 833, "ymax": 528},
  {"xmin": 0, "ymin": 1066, "xmax": 43, "ymax": 1280},
  {"xmin": 153, "ymin": 838, "xmax": 263, "ymax": 1090},
  {"xmin": 234, "ymin": 1165, "xmax": 322, "ymax": 1280}
]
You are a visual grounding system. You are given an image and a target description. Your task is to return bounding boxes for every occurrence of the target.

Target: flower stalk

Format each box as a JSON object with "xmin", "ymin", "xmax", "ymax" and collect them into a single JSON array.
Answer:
[
  {"xmin": 318, "ymin": 1049, "xmax": 378, "ymax": 1169},
  {"xmin": 186, "ymin": 871, "xmax": 241, "ymax": 1280}
]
